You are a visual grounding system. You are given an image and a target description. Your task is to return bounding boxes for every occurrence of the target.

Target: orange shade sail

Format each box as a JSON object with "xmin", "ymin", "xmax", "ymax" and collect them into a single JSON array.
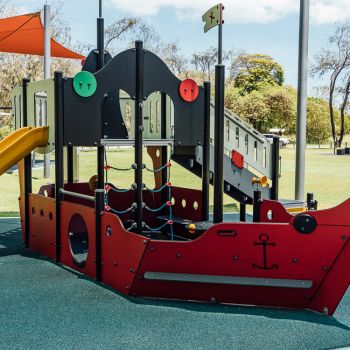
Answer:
[{"xmin": 0, "ymin": 12, "xmax": 84, "ymax": 59}]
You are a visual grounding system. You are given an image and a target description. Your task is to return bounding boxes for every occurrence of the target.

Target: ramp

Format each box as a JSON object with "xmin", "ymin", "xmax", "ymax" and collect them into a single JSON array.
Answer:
[
  {"xmin": 174, "ymin": 105, "xmax": 275, "ymax": 204},
  {"xmin": 0, "ymin": 126, "xmax": 49, "ymax": 176}
]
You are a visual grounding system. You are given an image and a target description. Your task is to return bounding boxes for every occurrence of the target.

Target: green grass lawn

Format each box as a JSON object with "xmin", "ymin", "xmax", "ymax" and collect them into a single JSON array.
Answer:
[{"xmin": 0, "ymin": 146, "xmax": 349, "ymax": 216}]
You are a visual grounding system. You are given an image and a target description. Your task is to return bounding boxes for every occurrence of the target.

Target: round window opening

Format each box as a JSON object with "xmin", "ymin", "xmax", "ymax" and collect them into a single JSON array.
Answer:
[{"xmin": 68, "ymin": 214, "xmax": 89, "ymax": 267}]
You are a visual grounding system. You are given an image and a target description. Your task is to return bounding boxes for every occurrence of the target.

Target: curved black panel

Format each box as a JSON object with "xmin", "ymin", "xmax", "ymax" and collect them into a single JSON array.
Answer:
[
  {"xmin": 63, "ymin": 47, "xmax": 204, "ymax": 148},
  {"xmin": 143, "ymin": 51, "xmax": 204, "ymax": 147},
  {"xmin": 82, "ymin": 50, "xmax": 113, "ymax": 74}
]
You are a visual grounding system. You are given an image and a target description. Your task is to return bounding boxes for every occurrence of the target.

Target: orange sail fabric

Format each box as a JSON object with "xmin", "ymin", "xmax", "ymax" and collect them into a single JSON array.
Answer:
[{"xmin": 0, "ymin": 12, "xmax": 84, "ymax": 59}]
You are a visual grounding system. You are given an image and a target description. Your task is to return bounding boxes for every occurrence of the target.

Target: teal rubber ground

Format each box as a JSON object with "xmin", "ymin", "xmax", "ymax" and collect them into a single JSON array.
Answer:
[{"xmin": 1, "ymin": 218, "xmax": 350, "ymax": 350}]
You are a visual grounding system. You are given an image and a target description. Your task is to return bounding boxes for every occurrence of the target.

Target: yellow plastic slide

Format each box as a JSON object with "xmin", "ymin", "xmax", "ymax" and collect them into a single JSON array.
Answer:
[{"xmin": 0, "ymin": 126, "xmax": 49, "ymax": 176}]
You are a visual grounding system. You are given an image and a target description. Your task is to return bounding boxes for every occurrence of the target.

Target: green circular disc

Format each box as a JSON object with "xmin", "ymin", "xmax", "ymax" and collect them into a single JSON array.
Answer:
[{"xmin": 73, "ymin": 71, "xmax": 97, "ymax": 97}]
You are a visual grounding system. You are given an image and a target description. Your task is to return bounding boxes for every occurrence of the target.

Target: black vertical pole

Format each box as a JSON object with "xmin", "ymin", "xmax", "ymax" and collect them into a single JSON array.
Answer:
[
  {"xmin": 270, "ymin": 136, "xmax": 280, "ymax": 200},
  {"xmin": 161, "ymin": 92, "xmax": 168, "ymax": 205},
  {"xmin": 202, "ymin": 81, "xmax": 211, "ymax": 221},
  {"xmin": 213, "ymin": 65, "xmax": 225, "ymax": 224},
  {"xmin": 97, "ymin": 8, "xmax": 105, "ymax": 191},
  {"xmin": 135, "ymin": 41, "xmax": 144, "ymax": 234},
  {"xmin": 22, "ymin": 78, "xmax": 31, "ymax": 248},
  {"xmin": 240, "ymin": 202, "xmax": 246, "ymax": 222},
  {"xmin": 54, "ymin": 72, "xmax": 64, "ymax": 262},
  {"xmin": 95, "ymin": 189, "xmax": 104, "ymax": 282},
  {"xmin": 97, "ymin": 17, "xmax": 104, "ymax": 70},
  {"xmin": 67, "ymin": 145, "xmax": 74, "ymax": 183},
  {"xmin": 97, "ymin": 145, "xmax": 105, "ymax": 189},
  {"xmin": 253, "ymin": 189, "xmax": 261, "ymax": 223}
]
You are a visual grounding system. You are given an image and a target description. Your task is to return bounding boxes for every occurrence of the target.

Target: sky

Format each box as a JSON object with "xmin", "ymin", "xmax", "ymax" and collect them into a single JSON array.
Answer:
[{"xmin": 10, "ymin": 0, "xmax": 350, "ymax": 92}]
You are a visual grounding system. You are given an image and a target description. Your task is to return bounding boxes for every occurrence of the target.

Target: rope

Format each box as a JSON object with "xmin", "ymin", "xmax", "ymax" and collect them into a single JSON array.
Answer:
[
  {"xmin": 144, "ymin": 201, "xmax": 172, "ymax": 213},
  {"xmin": 105, "ymin": 205, "xmax": 133, "ymax": 215},
  {"xmin": 145, "ymin": 220, "xmax": 173, "ymax": 232},
  {"xmin": 145, "ymin": 162, "xmax": 171, "ymax": 173}
]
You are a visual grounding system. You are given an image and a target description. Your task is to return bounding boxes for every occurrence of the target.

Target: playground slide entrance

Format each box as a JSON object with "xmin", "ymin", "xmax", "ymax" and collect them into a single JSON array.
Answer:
[{"xmin": 0, "ymin": 126, "xmax": 48, "ymax": 176}]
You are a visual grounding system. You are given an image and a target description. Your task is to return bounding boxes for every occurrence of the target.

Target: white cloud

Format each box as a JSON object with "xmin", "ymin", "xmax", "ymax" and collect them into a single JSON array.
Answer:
[{"xmin": 107, "ymin": 0, "xmax": 350, "ymax": 24}]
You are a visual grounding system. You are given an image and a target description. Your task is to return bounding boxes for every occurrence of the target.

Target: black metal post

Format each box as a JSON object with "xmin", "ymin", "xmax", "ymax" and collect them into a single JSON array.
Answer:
[
  {"xmin": 270, "ymin": 136, "xmax": 280, "ymax": 201},
  {"xmin": 97, "ymin": 17, "xmax": 104, "ymax": 70},
  {"xmin": 307, "ymin": 192, "xmax": 318, "ymax": 210},
  {"xmin": 54, "ymin": 72, "xmax": 64, "ymax": 262},
  {"xmin": 253, "ymin": 189, "xmax": 261, "ymax": 223},
  {"xmin": 135, "ymin": 41, "xmax": 144, "ymax": 234},
  {"xmin": 95, "ymin": 189, "xmax": 104, "ymax": 282},
  {"xmin": 213, "ymin": 65, "xmax": 225, "ymax": 223},
  {"xmin": 67, "ymin": 145, "xmax": 74, "ymax": 183},
  {"xmin": 240, "ymin": 202, "xmax": 246, "ymax": 222},
  {"xmin": 97, "ymin": 145, "xmax": 105, "ymax": 189},
  {"xmin": 22, "ymin": 78, "xmax": 31, "ymax": 248},
  {"xmin": 202, "ymin": 81, "xmax": 211, "ymax": 221},
  {"xmin": 161, "ymin": 92, "xmax": 168, "ymax": 205}
]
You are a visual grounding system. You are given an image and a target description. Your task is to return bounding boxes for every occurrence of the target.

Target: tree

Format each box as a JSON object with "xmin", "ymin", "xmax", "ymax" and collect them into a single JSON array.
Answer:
[
  {"xmin": 306, "ymin": 98, "xmax": 331, "ymax": 144},
  {"xmin": 230, "ymin": 52, "xmax": 284, "ymax": 95},
  {"xmin": 161, "ymin": 42, "xmax": 187, "ymax": 75},
  {"xmin": 311, "ymin": 24, "xmax": 350, "ymax": 148},
  {"xmin": 191, "ymin": 47, "xmax": 233, "ymax": 81}
]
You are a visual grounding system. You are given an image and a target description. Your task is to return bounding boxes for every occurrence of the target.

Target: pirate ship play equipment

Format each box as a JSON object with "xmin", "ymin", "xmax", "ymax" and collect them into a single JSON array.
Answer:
[{"xmin": 2, "ymin": 38, "xmax": 349, "ymax": 316}]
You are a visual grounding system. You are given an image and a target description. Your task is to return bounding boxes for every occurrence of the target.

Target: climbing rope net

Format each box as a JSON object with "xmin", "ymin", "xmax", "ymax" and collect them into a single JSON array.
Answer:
[{"xmin": 103, "ymin": 150, "xmax": 174, "ymax": 239}]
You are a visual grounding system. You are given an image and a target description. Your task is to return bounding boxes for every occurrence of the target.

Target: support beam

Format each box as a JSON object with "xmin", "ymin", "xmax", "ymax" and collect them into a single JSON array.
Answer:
[
  {"xmin": 43, "ymin": 4, "xmax": 51, "ymax": 179},
  {"xmin": 213, "ymin": 65, "xmax": 225, "ymax": 223},
  {"xmin": 271, "ymin": 136, "xmax": 280, "ymax": 201},
  {"xmin": 95, "ymin": 189, "xmax": 104, "ymax": 282},
  {"xmin": 22, "ymin": 78, "xmax": 31, "ymax": 248},
  {"xmin": 161, "ymin": 92, "xmax": 168, "ymax": 206},
  {"xmin": 54, "ymin": 72, "xmax": 64, "ymax": 262},
  {"xmin": 202, "ymin": 81, "xmax": 211, "ymax": 221},
  {"xmin": 295, "ymin": 0, "xmax": 310, "ymax": 200},
  {"xmin": 134, "ymin": 41, "xmax": 144, "ymax": 234}
]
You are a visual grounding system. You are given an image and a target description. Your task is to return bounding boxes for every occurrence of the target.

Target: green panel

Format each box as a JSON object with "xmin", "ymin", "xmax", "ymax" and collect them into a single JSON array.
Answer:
[
  {"xmin": 26, "ymin": 79, "xmax": 55, "ymax": 154},
  {"xmin": 73, "ymin": 71, "xmax": 97, "ymax": 97}
]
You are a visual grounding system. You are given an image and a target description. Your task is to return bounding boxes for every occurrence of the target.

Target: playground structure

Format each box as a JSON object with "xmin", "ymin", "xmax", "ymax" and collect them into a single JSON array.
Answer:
[{"xmin": 0, "ymin": 4, "xmax": 349, "ymax": 315}]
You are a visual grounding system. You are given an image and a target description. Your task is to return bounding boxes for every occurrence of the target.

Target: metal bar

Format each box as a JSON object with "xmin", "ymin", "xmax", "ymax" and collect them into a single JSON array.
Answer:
[
  {"xmin": 135, "ymin": 41, "xmax": 144, "ymax": 234},
  {"xmin": 67, "ymin": 145, "xmax": 74, "ymax": 183},
  {"xmin": 101, "ymin": 139, "xmax": 173, "ymax": 146},
  {"xmin": 22, "ymin": 78, "xmax": 31, "ymax": 248},
  {"xmin": 253, "ymin": 189, "xmax": 261, "ymax": 223},
  {"xmin": 95, "ymin": 189, "xmax": 104, "ymax": 282},
  {"xmin": 97, "ymin": 145, "xmax": 105, "ymax": 189},
  {"xmin": 202, "ymin": 81, "xmax": 211, "ymax": 221},
  {"xmin": 54, "ymin": 71, "xmax": 64, "ymax": 262},
  {"xmin": 239, "ymin": 202, "xmax": 246, "ymax": 222},
  {"xmin": 161, "ymin": 92, "xmax": 168, "ymax": 205},
  {"xmin": 218, "ymin": 24, "xmax": 222, "ymax": 64},
  {"xmin": 43, "ymin": 4, "xmax": 51, "ymax": 179},
  {"xmin": 99, "ymin": 0, "xmax": 103, "ymax": 17},
  {"xmin": 59, "ymin": 189, "xmax": 95, "ymax": 202},
  {"xmin": 295, "ymin": 0, "xmax": 309, "ymax": 201},
  {"xmin": 213, "ymin": 65, "xmax": 225, "ymax": 223},
  {"xmin": 271, "ymin": 136, "xmax": 280, "ymax": 201},
  {"xmin": 97, "ymin": 17, "xmax": 104, "ymax": 70},
  {"xmin": 144, "ymin": 272, "xmax": 313, "ymax": 289}
]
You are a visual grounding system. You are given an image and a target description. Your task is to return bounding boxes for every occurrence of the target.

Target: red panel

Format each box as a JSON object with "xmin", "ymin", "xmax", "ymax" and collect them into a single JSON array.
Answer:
[
  {"xmin": 170, "ymin": 186, "xmax": 202, "ymax": 221},
  {"xmin": 231, "ymin": 150, "xmax": 244, "ymax": 169},
  {"xmin": 179, "ymin": 79, "xmax": 199, "ymax": 102},
  {"xmin": 132, "ymin": 222, "xmax": 350, "ymax": 312},
  {"xmin": 101, "ymin": 212, "xmax": 149, "ymax": 295},
  {"xmin": 28, "ymin": 194, "xmax": 56, "ymax": 260},
  {"xmin": 60, "ymin": 201, "xmax": 96, "ymax": 278},
  {"xmin": 308, "ymin": 238, "xmax": 350, "ymax": 315},
  {"xmin": 260, "ymin": 200, "xmax": 293, "ymax": 223}
]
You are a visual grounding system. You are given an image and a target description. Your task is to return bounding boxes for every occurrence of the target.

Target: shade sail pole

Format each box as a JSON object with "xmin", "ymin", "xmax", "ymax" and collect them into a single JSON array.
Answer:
[
  {"xmin": 295, "ymin": 0, "xmax": 309, "ymax": 200},
  {"xmin": 44, "ymin": 4, "xmax": 51, "ymax": 179}
]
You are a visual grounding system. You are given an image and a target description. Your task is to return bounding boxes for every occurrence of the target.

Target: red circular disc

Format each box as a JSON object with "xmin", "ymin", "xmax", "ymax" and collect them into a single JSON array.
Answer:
[{"xmin": 179, "ymin": 79, "xmax": 199, "ymax": 102}]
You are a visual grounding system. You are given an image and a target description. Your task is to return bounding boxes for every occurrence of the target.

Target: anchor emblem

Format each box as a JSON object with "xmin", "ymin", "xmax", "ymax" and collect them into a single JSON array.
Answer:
[{"xmin": 253, "ymin": 233, "xmax": 278, "ymax": 270}]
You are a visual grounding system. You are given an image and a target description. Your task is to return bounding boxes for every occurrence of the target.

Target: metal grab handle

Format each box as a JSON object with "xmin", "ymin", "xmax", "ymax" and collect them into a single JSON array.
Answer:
[{"xmin": 59, "ymin": 188, "xmax": 95, "ymax": 202}]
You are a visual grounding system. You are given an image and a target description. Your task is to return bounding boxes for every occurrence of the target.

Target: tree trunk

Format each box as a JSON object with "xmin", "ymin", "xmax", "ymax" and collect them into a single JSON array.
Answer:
[
  {"xmin": 329, "ymin": 78, "xmax": 338, "ymax": 149},
  {"xmin": 339, "ymin": 76, "xmax": 350, "ymax": 147}
]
